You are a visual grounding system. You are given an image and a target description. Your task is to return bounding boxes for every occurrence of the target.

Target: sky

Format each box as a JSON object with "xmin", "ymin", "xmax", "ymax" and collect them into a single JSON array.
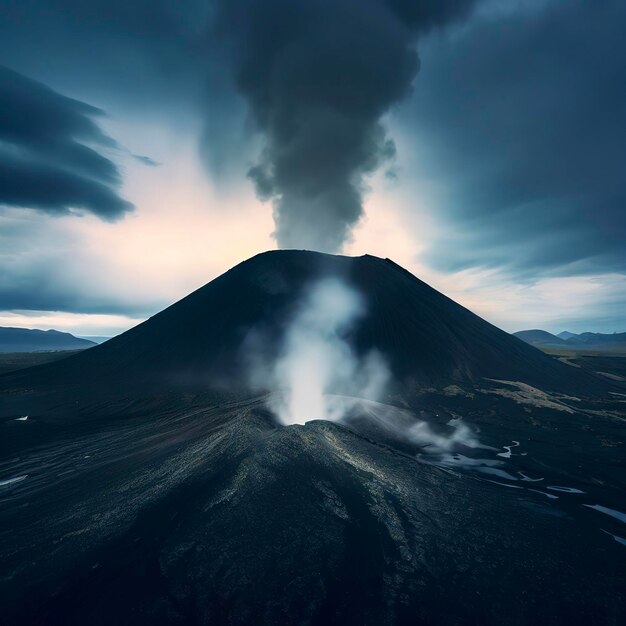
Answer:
[{"xmin": 0, "ymin": 0, "xmax": 624, "ymax": 337}]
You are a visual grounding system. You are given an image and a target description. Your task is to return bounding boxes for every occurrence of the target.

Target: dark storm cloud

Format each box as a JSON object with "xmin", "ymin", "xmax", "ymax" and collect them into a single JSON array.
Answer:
[
  {"xmin": 0, "ymin": 0, "xmax": 250, "ymax": 182},
  {"xmin": 0, "ymin": 0, "xmax": 214, "ymax": 151},
  {"xmin": 1, "ymin": 0, "xmax": 624, "ymax": 267},
  {"xmin": 0, "ymin": 269, "xmax": 138, "ymax": 316},
  {"xmin": 0, "ymin": 66, "xmax": 132, "ymax": 219},
  {"xmin": 1, "ymin": 0, "xmax": 625, "ymax": 330},
  {"xmin": 0, "ymin": 279, "xmax": 157, "ymax": 316},
  {"xmin": 211, "ymin": 0, "xmax": 476, "ymax": 251},
  {"xmin": 0, "ymin": 1, "xmax": 205, "ymax": 82},
  {"xmin": 405, "ymin": 0, "xmax": 626, "ymax": 277}
]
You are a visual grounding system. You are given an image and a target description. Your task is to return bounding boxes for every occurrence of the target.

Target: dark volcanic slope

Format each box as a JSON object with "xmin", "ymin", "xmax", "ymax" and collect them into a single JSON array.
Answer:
[
  {"xmin": 3, "ymin": 251, "xmax": 601, "ymax": 393},
  {"xmin": 1, "ymin": 399, "xmax": 624, "ymax": 626},
  {"xmin": 0, "ymin": 327, "xmax": 96, "ymax": 353}
]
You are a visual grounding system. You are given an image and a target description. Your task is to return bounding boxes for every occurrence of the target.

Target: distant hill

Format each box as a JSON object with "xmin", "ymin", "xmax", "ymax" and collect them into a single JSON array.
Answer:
[
  {"xmin": 516, "ymin": 329, "xmax": 626, "ymax": 353},
  {"xmin": 0, "ymin": 328, "xmax": 96, "ymax": 353},
  {"xmin": 78, "ymin": 336, "xmax": 112, "ymax": 344},
  {"xmin": 513, "ymin": 329, "xmax": 566, "ymax": 348},
  {"xmin": 0, "ymin": 350, "xmax": 82, "ymax": 375},
  {"xmin": 570, "ymin": 332, "xmax": 626, "ymax": 351}
]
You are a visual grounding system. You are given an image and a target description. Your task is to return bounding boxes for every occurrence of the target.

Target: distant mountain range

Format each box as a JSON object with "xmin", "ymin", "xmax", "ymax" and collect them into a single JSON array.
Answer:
[
  {"xmin": 77, "ymin": 336, "xmax": 112, "ymax": 344},
  {"xmin": 514, "ymin": 329, "xmax": 626, "ymax": 352},
  {"xmin": 0, "ymin": 327, "xmax": 96, "ymax": 353}
]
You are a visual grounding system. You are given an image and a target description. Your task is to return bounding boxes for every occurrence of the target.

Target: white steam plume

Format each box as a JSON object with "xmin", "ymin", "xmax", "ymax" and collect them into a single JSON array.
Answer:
[
  {"xmin": 246, "ymin": 277, "xmax": 487, "ymax": 458},
  {"xmin": 352, "ymin": 399, "xmax": 489, "ymax": 451},
  {"xmin": 265, "ymin": 278, "xmax": 389, "ymax": 425}
]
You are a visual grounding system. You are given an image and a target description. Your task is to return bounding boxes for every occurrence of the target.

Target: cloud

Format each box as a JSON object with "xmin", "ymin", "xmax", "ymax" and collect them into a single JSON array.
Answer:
[
  {"xmin": 0, "ymin": 310, "xmax": 139, "ymax": 337},
  {"xmin": 0, "ymin": 169, "xmax": 274, "ymax": 319},
  {"xmin": 0, "ymin": 209, "xmax": 152, "ymax": 315},
  {"xmin": 431, "ymin": 265, "xmax": 626, "ymax": 334},
  {"xmin": 132, "ymin": 154, "xmax": 161, "ymax": 167},
  {"xmin": 211, "ymin": 0, "xmax": 476, "ymax": 252},
  {"xmin": 0, "ymin": 65, "xmax": 132, "ymax": 219},
  {"xmin": 0, "ymin": 1, "xmax": 480, "ymax": 250},
  {"xmin": 0, "ymin": 0, "xmax": 623, "ymax": 335},
  {"xmin": 1, "ymin": 1, "xmax": 624, "ymax": 271},
  {"xmin": 0, "ymin": 1, "xmax": 209, "ymax": 139},
  {"xmin": 399, "ymin": 0, "xmax": 626, "ymax": 277}
]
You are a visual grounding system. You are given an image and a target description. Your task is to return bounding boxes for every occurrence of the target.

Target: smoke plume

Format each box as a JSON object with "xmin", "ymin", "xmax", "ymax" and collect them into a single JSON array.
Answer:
[{"xmin": 211, "ymin": 0, "xmax": 476, "ymax": 251}]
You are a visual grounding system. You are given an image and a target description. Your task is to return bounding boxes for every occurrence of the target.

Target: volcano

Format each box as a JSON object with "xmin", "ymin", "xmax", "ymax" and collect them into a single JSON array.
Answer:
[
  {"xmin": 0, "ymin": 251, "xmax": 624, "ymax": 625},
  {"xmin": 5, "ymin": 251, "xmax": 601, "ymax": 394}
]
